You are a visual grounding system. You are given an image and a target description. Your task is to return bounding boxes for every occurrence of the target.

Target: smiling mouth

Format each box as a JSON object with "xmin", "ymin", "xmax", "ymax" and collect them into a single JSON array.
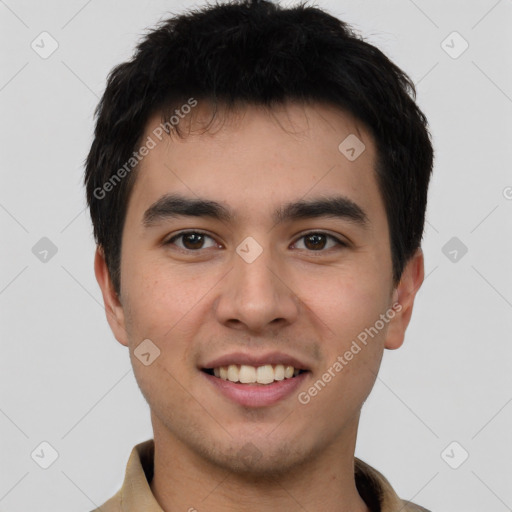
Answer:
[{"xmin": 202, "ymin": 364, "xmax": 308, "ymax": 385}]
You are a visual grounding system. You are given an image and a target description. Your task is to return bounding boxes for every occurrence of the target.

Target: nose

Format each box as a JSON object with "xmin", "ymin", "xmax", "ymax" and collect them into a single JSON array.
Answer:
[{"xmin": 213, "ymin": 242, "xmax": 300, "ymax": 334}]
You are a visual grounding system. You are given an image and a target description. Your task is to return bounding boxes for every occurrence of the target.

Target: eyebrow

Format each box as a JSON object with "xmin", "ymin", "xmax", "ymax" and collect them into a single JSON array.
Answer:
[{"xmin": 142, "ymin": 193, "xmax": 369, "ymax": 228}]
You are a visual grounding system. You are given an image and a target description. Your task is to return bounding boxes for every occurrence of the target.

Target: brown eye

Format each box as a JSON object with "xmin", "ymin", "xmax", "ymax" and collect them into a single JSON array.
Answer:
[
  {"xmin": 304, "ymin": 233, "xmax": 327, "ymax": 250},
  {"xmin": 181, "ymin": 233, "xmax": 205, "ymax": 250},
  {"xmin": 165, "ymin": 231, "xmax": 217, "ymax": 251},
  {"xmin": 293, "ymin": 232, "xmax": 346, "ymax": 251}
]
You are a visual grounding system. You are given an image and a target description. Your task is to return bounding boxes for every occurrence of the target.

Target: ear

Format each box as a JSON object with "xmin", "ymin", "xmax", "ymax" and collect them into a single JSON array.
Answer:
[
  {"xmin": 94, "ymin": 246, "xmax": 129, "ymax": 347},
  {"xmin": 384, "ymin": 248, "xmax": 424, "ymax": 350}
]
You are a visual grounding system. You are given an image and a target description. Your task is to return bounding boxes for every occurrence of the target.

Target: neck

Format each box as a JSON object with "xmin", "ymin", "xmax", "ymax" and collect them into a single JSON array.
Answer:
[{"xmin": 149, "ymin": 418, "xmax": 370, "ymax": 512}]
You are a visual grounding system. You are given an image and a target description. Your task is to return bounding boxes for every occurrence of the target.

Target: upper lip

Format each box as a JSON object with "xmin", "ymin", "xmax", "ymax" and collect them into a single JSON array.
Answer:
[{"xmin": 202, "ymin": 352, "xmax": 310, "ymax": 371}]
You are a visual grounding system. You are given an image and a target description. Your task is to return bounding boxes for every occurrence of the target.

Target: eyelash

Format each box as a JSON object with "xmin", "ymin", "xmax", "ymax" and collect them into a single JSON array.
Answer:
[{"xmin": 163, "ymin": 230, "xmax": 348, "ymax": 253}]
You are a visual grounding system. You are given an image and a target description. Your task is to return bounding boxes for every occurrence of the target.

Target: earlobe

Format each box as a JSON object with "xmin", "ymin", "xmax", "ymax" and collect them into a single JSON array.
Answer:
[
  {"xmin": 384, "ymin": 248, "xmax": 424, "ymax": 350},
  {"xmin": 94, "ymin": 246, "xmax": 129, "ymax": 347}
]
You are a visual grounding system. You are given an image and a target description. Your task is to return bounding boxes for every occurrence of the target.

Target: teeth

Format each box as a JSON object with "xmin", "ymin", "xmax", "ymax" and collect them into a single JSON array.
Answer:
[
  {"xmin": 210, "ymin": 364, "xmax": 303, "ymax": 384},
  {"xmin": 256, "ymin": 364, "xmax": 275, "ymax": 384},
  {"xmin": 274, "ymin": 364, "xmax": 285, "ymax": 380},
  {"xmin": 239, "ymin": 365, "xmax": 256, "ymax": 383},
  {"xmin": 227, "ymin": 364, "xmax": 239, "ymax": 382}
]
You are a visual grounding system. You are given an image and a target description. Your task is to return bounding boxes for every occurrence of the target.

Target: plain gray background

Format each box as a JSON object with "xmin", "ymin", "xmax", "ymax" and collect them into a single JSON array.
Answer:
[{"xmin": 1, "ymin": 1, "xmax": 511, "ymax": 510}]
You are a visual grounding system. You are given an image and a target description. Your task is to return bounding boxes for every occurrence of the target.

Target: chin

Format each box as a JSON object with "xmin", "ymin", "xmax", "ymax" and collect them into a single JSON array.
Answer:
[{"xmin": 198, "ymin": 438, "xmax": 315, "ymax": 480}]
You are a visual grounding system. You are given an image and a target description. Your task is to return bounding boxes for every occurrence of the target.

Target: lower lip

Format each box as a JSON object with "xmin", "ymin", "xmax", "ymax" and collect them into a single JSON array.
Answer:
[{"xmin": 202, "ymin": 371, "xmax": 309, "ymax": 407}]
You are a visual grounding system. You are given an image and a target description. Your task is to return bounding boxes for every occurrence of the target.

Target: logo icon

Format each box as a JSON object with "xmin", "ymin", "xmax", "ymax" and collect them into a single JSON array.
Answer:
[
  {"xmin": 441, "ymin": 441, "xmax": 469, "ymax": 469},
  {"xmin": 134, "ymin": 339, "xmax": 161, "ymax": 366},
  {"xmin": 31, "ymin": 32, "xmax": 59, "ymax": 59},
  {"xmin": 32, "ymin": 237, "xmax": 58, "ymax": 263},
  {"xmin": 31, "ymin": 441, "xmax": 59, "ymax": 469},
  {"xmin": 338, "ymin": 134, "xmax": 366, "ymax": 161},
  {"xmin": 441, "ymin": 32, "xmax": 469, "ymax": 59},
  {"xmin": 236, "ymin": 236, "xmax": 263, "ymax": 264},
  {"xmin": 237, "ymin": 442, "xmax": 263, "ymax": 467},
  {"xmin": 442, "ymin": 237, "xmax": 468, "ymax": 263}
]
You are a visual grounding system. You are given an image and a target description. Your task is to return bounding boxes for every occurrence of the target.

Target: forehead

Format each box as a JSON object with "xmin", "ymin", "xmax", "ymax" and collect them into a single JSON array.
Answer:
[{"xmin": 125, "ymin": 101, "xmax": 385, "ymax": 230}]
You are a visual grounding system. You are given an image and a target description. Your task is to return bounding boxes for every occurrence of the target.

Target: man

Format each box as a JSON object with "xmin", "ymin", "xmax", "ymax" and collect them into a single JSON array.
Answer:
[{"xmin": 85, "ymin": 0, "xmax": 433, "ymax": 510}]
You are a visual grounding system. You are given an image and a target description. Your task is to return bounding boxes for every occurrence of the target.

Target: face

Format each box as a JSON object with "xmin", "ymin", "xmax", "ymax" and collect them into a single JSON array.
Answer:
[{"xmin": 96, "ymin": 101, "xmax": 423, "ymax": 476}]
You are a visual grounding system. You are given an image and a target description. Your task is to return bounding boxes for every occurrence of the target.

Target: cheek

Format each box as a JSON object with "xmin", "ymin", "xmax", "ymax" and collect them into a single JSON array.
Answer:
[
  {"xmin": 306, "ymin": 266, "xmax": 391, "ymax": 339},
  {"xmin": 302, "ymin": 277, "xmax": 389, "ymax": 413},
  {"xmin": 121, "ymin": 260, "xmax": 212, "ymax": 376},
  {"xmin": 306, "ymin": 268, "xmax": 391, "ymax": 403},
  {"xmin": 122, "ymin": 256, "xmax": 196, "ymax": 334},
  {"xmin": 122, "ymin": 273, "xmax": 196, "ymax": 406}
]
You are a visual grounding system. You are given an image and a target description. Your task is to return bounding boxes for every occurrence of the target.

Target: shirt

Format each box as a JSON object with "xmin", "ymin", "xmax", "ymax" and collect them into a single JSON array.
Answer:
[{"xmin": 91, "ymin": 439, "xmax": 431, "ymax": 512}]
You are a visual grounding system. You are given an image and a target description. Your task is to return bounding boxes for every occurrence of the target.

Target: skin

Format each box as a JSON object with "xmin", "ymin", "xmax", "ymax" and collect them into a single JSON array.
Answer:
[{"xmin": 95, "ymin": 101, "xmax": 424, "ymax": 512}]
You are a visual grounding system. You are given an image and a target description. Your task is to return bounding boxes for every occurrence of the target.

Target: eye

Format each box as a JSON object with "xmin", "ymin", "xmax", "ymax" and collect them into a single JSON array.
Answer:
[
  {"xmin": 164, "ymin": 231, "xmax": 219, "ymax": 251},
  {"xmin": 163, "ymin": 230, "xmax": 347, "ymax": 253},
  {"xmin": 292, "ymin": 232, "xmax": 346, "ymax": 251}
]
